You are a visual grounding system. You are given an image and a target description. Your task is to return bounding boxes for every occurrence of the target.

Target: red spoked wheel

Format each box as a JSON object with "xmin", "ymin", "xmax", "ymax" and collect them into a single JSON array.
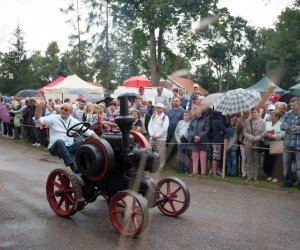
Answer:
[
  {"xmin": 109, "ymin": 190, "xmax": 149, "ymax": 237},
  {"xmin": 130, "ymin": 130, "xmax": 150, "ymax": 148},
  {"xmin": 46, "ymin": 167, "xmax": 84, "ymax": 217},
  {"xmin": 156, "ymin": 177, "xmax": 190, "ymax": 217}
]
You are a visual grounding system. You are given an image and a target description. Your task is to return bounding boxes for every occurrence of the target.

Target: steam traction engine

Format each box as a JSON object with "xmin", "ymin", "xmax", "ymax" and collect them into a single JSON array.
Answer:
[{"xmin": 45, "ymin": 94, "xmax": 190, "ymax": 237}]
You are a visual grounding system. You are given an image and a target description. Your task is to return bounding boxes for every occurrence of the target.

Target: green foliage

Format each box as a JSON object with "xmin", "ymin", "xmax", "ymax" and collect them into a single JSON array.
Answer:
[
  {"xmin": 265, "ymin": 6, "xmax": 300, "ymax": 89},
  {"xmin": 1, "ymin": 1, "xmax": 300, "ymax": 95},
  {"xmin": 53, "ymin": 56, "xmax": 72, "ymax": 79}
]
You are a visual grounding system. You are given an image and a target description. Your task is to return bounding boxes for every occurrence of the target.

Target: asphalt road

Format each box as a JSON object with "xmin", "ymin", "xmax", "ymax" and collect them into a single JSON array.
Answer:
[{"xmin": 0, "ymin": 138, "xmax": 300, "ymax": 250}]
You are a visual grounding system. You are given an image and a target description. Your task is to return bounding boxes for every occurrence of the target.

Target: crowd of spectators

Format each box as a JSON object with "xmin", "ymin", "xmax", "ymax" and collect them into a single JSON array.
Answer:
[{"xmin": 1, "ymin": 84, "xmax": 300, "ymax": 189}]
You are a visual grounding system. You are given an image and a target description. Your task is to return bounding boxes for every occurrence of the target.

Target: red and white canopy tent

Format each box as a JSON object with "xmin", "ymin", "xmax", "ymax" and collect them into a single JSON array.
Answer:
[
  {"xmin": 42, "ymin": 75, "xmax": 104, "ymax": 101},
  {"xmin": 37, "ymin": 76, "xmax": 65, "ymax": 94}
]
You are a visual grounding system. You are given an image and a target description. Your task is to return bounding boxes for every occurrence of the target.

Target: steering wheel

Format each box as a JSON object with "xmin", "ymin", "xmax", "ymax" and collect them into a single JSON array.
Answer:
[{"xmin": 66, "ymin": 122, "xmax": 91, "ymax": 138}]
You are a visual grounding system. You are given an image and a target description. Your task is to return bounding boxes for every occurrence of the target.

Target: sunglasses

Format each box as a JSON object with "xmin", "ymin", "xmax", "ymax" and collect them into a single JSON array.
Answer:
[{"xmin": 60, "ymin": 107, "xmax": 71, "ymax": 112}]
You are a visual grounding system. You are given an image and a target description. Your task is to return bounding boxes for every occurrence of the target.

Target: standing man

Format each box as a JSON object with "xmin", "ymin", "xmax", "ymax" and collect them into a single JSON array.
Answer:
[
  {"xmin": 178, "ymin": 88, "xmax": 188, "ymax": 110},
  {"xmin": 280, "ymin": 97, "xmax": 300, "ymax": 189},
  {"xmin": 276, "ymin": 102, "xmax": 287, "ymax": 122},
  {"xmin": 148, "ymin": 103, "xmax": 169, "ymax": 170},
  {"xmin": 155, "ymin": 87, "xmax": 169, "ymax": 108},
  {"xmin": 166, "ymin": 97, "xmax": 185, "ymax": 165},
  {"xmin": 138, "ymin": 87, "xmax": 148, "ymax": 105},
  {"xmin": 34, "ymin": 96, "xmax": 98, "ymax": 171},
  {"xmin": 188, "ymin": 83, "xmax": 200, "ymax": 110},
  {"xmin": 73, "ymin": 98, "xmax": 86, "ymax": 122}
]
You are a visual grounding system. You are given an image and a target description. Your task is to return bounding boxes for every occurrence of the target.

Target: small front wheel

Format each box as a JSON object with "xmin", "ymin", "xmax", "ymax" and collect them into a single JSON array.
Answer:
[
  {"xmin": 156, "ymin": 177, "xmax": 190, "ymax": 217},
  {"xmin": 109, "ymin": 190, "xmax": 149, "ymax": 237}
]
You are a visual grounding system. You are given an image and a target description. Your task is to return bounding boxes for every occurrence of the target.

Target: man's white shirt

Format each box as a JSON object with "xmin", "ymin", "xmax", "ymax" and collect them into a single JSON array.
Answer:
[{"xmin": 35, "ymin": 114, "xmax": 94, "ymax": 148}]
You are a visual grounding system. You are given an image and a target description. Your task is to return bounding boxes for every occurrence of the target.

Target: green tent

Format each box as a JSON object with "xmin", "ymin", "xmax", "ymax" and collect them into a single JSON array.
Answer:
[
  {"xmin": 289, "ymin": 83, "xmax": 300, "ymax": 96},
  {"xmin": 247, "ymin": 76, "xmax": 288, "ymax": 96}
]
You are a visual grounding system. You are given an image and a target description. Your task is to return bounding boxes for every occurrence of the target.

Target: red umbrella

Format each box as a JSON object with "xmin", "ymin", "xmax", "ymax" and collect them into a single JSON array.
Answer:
[{"xmin": 123, "ymin": 76, "xmax": 151, "ymax": 88}]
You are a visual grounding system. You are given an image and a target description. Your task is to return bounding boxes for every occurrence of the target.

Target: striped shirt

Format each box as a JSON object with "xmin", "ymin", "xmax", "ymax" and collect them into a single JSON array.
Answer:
[{"xmin": 280, "ymin": 111, "xmax": 300, "ymax": 149}]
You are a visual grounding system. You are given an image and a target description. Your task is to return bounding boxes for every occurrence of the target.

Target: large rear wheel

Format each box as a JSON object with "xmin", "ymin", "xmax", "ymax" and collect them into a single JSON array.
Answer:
[
  {"xmin": 156, "ymin": 177, "xmax": 190, "ymax": 217},
  {"xmin": 109, "ymin": 190, "xmax": 149, "ymax": 237},
  {"xmin": 46, "ymin": 167, "xmax": 84, "ymax": 217}
]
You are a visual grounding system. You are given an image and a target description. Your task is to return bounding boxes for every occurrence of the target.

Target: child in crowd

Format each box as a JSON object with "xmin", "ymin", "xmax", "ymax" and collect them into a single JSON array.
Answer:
[
  {"xmin": 175, "ymin": 110, "xmax": 191, "ymax": 173},
  {"xmin": 226, "ymin": 115, "xmax": 238, "ymax": 176}
]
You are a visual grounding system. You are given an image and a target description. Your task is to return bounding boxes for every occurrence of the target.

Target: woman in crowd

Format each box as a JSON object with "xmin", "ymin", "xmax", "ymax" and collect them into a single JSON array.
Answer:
[
  {"xmin": 102, "ymin": 102, "xmax": 119, "ymax": 133},
  {"xmin": 235, "ymin": 111, "xmax": 249, "ymax": 178},
  {"xmin": 91, "ymin": 103, "xmax": 106, "ymax": 136},
  {"xmin": 83, "ymin": 102, "xmax": 98, "ymax": 125},
  {"xmin": 243, "ymin": 107, "xmax": 266, "ymax": 181},
  {"xmin": 210, "ymin": 110, "xmax": 227, "ymax": 176},
  {"xmin": 187, "ymin": 106, "xmax": 210, "ymax": 176},
  {"xmin": 130, "ymin": 109, "xmax": 143, "ymax": 133},
  {"xmin": 263, "ymin": 110, "xmax": 285, "ymax": 182}
]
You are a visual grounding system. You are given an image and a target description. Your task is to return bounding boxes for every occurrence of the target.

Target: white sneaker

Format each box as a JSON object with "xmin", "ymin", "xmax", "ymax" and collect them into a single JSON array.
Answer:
[
  {"xmin": 267, "ymin": 177, "xmax": 272, "ymax": 181},
  {"xmin": 272, "ymin": 178, "xmax": 279, "ymax": 183},
  {"xmin": 36, "ymin": 143, "xmax": 41, "ymax": 147},
  {"xmin": 32, "ymin": 143, "xmax": 37, "ymax": 146}
]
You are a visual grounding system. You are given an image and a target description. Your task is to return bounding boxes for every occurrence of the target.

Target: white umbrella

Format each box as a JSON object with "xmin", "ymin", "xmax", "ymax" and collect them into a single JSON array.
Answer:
[{"xmin": 214, "ymin": 88, "xmax": 261, "ymax": 114}]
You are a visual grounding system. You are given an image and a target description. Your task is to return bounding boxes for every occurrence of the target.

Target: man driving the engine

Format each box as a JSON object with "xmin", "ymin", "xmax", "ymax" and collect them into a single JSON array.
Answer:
[{"xmin": 34, "ymin": 96, "xmax": 98, "ymax": 171}]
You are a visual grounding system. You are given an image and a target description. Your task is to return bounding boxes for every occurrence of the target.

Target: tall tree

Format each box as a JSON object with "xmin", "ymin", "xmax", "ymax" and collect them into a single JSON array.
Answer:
[
  {"xmin": 203, "ymin": 8, "xmax": 248, "ymax": 91},
  {"xmin": 265, "ymin": 3, "xmax": 300, "ymax": 88},
  {"xmin": 43, "ymin": 42, "xmax": 61, "ymax": 81},
  {"xmin": 111, "ymin": 0, "xmax": 217, "ymax": 86},
  {"xmin": 53, "ymin": 56, "xmax": 72, "ymax": 78},
  {"xmin": 0, "ymin": 25, "xmax": 31, "ymax": 94}
]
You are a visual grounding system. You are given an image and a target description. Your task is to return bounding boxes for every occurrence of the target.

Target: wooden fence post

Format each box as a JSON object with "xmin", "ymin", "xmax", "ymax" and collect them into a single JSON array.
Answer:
[{"xmin": 222, "ymin": 139, "xmax": 227, "ymax": 179}]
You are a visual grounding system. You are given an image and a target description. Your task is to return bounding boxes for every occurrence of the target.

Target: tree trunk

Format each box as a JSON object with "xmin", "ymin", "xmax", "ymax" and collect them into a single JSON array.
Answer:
[
  {"xmin": 149, "ymin": 28, "xmax": 159, "ymax": 87},
  {"xmin": 157, "ymin": 28, "xmax": 164, "ymax": 84}
]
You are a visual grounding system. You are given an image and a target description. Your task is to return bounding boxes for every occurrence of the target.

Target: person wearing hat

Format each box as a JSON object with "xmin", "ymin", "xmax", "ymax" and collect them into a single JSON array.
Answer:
[
  {"xmin": 148, "ymin": 103, "xmax": 169, "ymax": 170},
  {"xmin": 188, "ymin": 83, "xmax": 201, "ymax": 110},
  {"xmin": 263, "ymin": 104, "xmax": 276, "ymax": 122}
]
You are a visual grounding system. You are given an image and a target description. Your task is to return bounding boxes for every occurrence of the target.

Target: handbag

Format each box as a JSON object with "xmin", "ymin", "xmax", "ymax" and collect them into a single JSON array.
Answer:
[
  {"xmin": 180, "ymin": 135, "xmax": 189, "ymax": 143},
  {"xmin": 269, "ymin": 140, "xmax": 284, "ymax": 154}
]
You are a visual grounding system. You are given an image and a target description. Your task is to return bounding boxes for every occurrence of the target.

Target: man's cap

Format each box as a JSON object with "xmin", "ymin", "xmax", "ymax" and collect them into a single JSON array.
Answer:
[
  {"xmin": 193, "ymin": 83, "xmax": 199, "ymax": 88},
  {"xmin": 268, "ymin": 104, "xmax": 276, "ymax": 110},
  {"xmin": 76, "ymin": 95, "xmax": 85, "ymax": 101},
  {"xmin": 155, "ymin": 103, "xmax": 165, "ymax": 108}
]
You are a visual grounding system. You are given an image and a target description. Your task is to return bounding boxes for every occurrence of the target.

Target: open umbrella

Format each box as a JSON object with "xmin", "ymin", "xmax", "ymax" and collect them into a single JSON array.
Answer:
[
  {"xmin": 123, "ymin": 76, "xmax": 151, "ymax": 88},
  {"xmin": 0, "ymin": 103, "xmax": 10, "ymax": 123},
  {"xmin": 15, "ymin": 89, "xmax": 38, "ymax": 98},
  {"xmin": 214, "ymin": 88, "xmax": 261, "ymax": 114}
]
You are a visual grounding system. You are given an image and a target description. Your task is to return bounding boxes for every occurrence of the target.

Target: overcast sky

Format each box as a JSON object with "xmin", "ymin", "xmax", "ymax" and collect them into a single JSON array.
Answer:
[{"xmin": 0, "ymin": 0, "xmax": 295, "ymax": 54}]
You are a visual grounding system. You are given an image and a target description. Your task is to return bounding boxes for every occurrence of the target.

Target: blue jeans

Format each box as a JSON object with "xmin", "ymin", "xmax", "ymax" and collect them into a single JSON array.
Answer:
[
  {"xmin": 283, "ymin": 146, "xmax": 300, "ymax": 187},
  {"xmin": 49, "ymin": 139, "xmax": 82, "ymax": 166},
  {"xmin": 226, "ymin": 150, "xmax": 237, "ymax": 176}
]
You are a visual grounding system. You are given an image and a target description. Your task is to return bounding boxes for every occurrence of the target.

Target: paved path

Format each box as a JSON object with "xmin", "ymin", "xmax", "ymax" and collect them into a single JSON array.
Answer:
[{"xmin": 0, "ymin": 138, "xmax": 299, "ymax": 250}]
